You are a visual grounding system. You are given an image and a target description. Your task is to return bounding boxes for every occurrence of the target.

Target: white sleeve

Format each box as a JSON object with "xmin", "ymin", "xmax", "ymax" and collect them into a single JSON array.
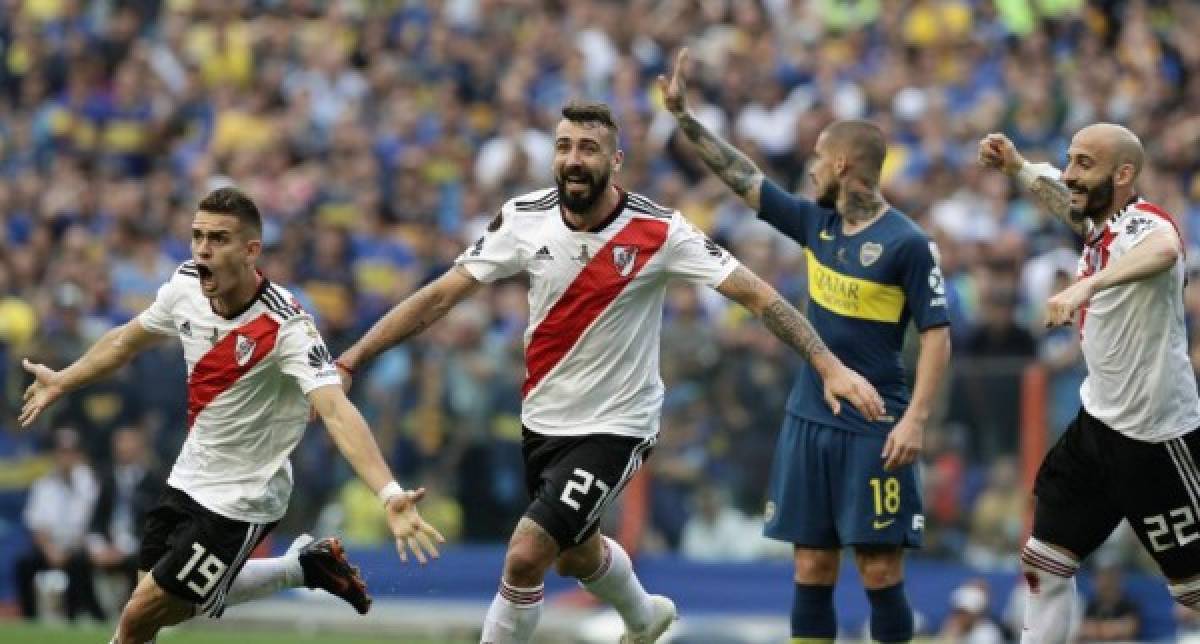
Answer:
[
  {"xmin": 662, "ymin": 214, "xmax": 740, "ymax": 287},
  {"xmin": 277, "ymin": 315, "xmax": 343, "ymax": 394},
  {"xmin": 136, "ymin": 280, "xmax": 180, "ymax": 337},
  {"xmin": 1121, "ymin": 210, "xmax": 1174, "ymax": 251},
  {"xmin": 454, "ymin": 208, "xmax": 526, "ymax": 283}
]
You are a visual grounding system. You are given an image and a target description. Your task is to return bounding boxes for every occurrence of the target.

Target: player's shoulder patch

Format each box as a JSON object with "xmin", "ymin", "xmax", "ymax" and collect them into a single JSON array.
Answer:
[
  {"xmin": 258, "ymin": 283, "xmax": 303, "ymax": 320},
  {"xmin": 177, "ymin": 261, "xmax": 199, "ymax": 279},
  {"xmin": 512, "ymin": 188, "xmax": 559, "ymax": 213},
  {"xmin": 626, "ymin": 192, "xmax": 674, "ymax": 220}
]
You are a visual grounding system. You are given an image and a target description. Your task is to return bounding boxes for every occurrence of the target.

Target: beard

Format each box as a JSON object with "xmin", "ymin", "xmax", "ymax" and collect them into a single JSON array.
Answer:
[
  {"xmin": 815, "ymin": 180, "xmax": 839, "ymax": 209},
  {"xmin": 1066, "ymin": 175, "xmax": 1115, "ymax": 222},
  {"xmin": 556, "ymin": 165, "xmax": 610, "ymax": 213}
]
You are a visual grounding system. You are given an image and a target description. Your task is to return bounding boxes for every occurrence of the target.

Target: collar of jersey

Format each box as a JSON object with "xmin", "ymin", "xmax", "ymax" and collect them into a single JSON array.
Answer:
[
  {"xmin": 1086, "ymin": 195, "xmax": 1141, "ymax": 246},
  {"xmin": 209, "ymin": 270, "xmax": 270, "ymax": 321},
  {"xmin": 560, "ymin": 187, "xmax": 628, "ymax": 234}
]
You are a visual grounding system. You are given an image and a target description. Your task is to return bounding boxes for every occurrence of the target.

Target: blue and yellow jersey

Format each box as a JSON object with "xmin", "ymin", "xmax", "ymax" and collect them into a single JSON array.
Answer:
[{"xmin": 759, "ymin": 180, "xmax": 949, "ymax": 435}]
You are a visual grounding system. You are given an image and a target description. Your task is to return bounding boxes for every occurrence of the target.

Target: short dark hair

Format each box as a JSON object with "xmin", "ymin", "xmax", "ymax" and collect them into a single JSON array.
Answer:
[
  {"xmin": 824, "ymin": 120, "xmax": 887, "ymax": 183},
  {"xmin": 197, "ymin": 187, "xmax": 262, "ymax": 238},
  {"xmin": 561, "ymin": 100, "xmax": 618, "ymax": 146}
]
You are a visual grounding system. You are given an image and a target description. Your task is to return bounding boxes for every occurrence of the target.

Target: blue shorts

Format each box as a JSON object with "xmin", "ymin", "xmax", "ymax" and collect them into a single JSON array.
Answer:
[{"xmin": 764, "ymin": 414, "xmax": 923, "ymax": 549}]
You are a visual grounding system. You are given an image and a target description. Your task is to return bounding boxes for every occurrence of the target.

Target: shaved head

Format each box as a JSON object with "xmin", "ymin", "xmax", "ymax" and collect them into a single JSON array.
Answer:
[
  {"xmin": 1063, "ymin": 123, "xmax": 1145, "ymax": 223},
  {"xmin": 1073, "ymin": 123, "xmax": 1145, "ymax": 179},
  {"xmin": 821, "ymin": 120, "xmax": 887, "ymax": 184}
]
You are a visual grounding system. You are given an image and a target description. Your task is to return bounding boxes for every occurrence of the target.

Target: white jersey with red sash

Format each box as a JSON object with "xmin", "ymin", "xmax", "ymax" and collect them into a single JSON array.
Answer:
[
  {"xmin": 138, "ymin": 266, "xmax": 341, "ymax": 522},
  {"xmin": 457, "ymin": 187, "xmax": 739, "ymax": 438},
  {"xmin": 1076, "ymin": 197, "xmax": 1200, "ymax": 442}
]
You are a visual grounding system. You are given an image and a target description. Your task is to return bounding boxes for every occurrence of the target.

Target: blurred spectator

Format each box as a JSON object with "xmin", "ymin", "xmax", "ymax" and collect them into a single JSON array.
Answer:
[
  {"xmin": 84, "ymin": 427, "xmax": 162, "ymax": 604},
  {"xmin": 939, "ymin": 579, "xmax": 1007, "ymax": 644},
  {"xmin": 1079, "ymin": 564, "xmax": 1141, "ymax": 642},
  {"xmin": 964, "ymin": 457, "xmax": 1025, "ymax": 571},
  {"xmin": 13, "ymin": 428, "xmax": 101, "ymax": 620},
  {"xmin": 679, "ymin": 484, "xmax": 761, "ymax": 562}
]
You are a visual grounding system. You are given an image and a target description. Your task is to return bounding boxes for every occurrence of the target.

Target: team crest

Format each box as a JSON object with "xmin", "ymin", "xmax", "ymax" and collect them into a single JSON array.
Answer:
[
  {"xmin": 179, "ymin": 320, "xmax": 192, "ymax": 337},
  {"xmin": 612, "ymin": 245, "xmax": 638, "ymax": 277},
  {"xmin": 860, "ymin": 242, "xmax": 884, "ymax": 266},
  {"xmin": 235, "ymin": 334, "xmax": 256, "ymax": 367}
]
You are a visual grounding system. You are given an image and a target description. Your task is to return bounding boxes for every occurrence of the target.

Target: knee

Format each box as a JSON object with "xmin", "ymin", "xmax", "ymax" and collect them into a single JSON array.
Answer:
[
  {"xmin": 554, "ymin": 541, "xmax": 602, "ymax": 579},
  {"xmin": 793, "ymin": 550, "xmax": 839, "ymax": 585},
  {"xmin": 856, "ymin": 550, "xmax": 903, "ymax": 589},
  {"xmin": 504, "ymin": 541, "xmax": 554, "ymax": 587}
]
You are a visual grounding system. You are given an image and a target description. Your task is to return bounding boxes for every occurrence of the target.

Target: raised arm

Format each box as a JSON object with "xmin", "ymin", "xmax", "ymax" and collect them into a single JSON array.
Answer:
[
  {"xmin": 979, "ymin": 133, "xmax": 1085, "ymax": 237},
  {"xmin": 658, "ymin": 48, "xmax": 765, "ymax": 209},
  {"xmin": 338, "ymin": 265, "xmax": 481, "ymax": 374},
  {"xmin": 308, "ymin": 385, "xmax": 444, "ymax": 563},
  {"xmin": 714, "ymin": 265, "xmax": 885, "ymax": 421},
  {"xmin": 20, "ymin": 319, "xmax": 165, "ymax": 428}
]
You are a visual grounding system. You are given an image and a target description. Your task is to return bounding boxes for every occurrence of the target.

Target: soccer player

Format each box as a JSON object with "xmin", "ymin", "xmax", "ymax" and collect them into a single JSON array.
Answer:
[
  {"xmin": 19, "ymin": 187, "xmax": 443, "ymax": 644},
  {"xmin": 658, "ymin": 49, "xmax": 952, "ymax": 643},
  {"xmin": 335, "ymin": 100, "xmax": 886, "ymax": 644},
  {"xmin": 980, "ymin": 125, "xmax": 1200, "ymax": 643}
]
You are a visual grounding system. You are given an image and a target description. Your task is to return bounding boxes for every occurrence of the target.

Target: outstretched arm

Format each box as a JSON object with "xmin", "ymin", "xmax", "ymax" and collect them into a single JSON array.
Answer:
[
  {"xmin": 658, "ymin": 48, "xmax": 765, "ymax": 209},
  {"xmin": 1045, "ymin": 228, "xmax": 1179, "ymax": 327},
  {"xmin": 309, "ymin": 385, "xmax": 444, "ymax": 563},
  {"xmin": 20, "ymin": 319, "xmax": 165, "ymax": 427},
  {"xmin": 714, "ymin": 265, "xmax": 886, "ymax": 420},
  {"xmin": 979, "ymin": 133, "xmax": 1085, "ymax": 237},
  {"xmin": 338, "ymin": 266, "xmax": 481, "ymax": 373}
]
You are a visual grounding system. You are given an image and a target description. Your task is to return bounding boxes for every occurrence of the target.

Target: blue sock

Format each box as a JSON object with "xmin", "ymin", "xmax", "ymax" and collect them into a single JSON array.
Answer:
[
  {"xmin": 866, "ymin": 582, "xmax": 914, "ymax": 642},
  {"xmin": 791, "ymin": 583, "xmax": 836, "ymax": 640}
]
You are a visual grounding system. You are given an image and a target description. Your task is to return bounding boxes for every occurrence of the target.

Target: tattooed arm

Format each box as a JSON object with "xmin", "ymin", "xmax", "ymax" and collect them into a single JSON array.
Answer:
[
  {"xmin": 979, "ymin": 133, "xmax": 1086, "ymax": 237},
  {"xmin": 676, "ymin": 113, "xmax": 766, "ymax": 209},
  {"xmin": 658, "ymin": 48, "xmax": 765, "ymax": 209},
  {"xmin": 715, "ymin": 265, "xmax": 885, "ymax": 419}
]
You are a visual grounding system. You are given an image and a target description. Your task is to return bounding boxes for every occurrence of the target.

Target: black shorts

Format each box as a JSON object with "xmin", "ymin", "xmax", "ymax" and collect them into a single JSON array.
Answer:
[
  {"xmin": 522, "ymin": 428, "xmax": 655, "ymax": 551},
  {"xmin": 138, "ymin": 486, "xmax": 277, "ymax": 617},
  {"xmin": 1033, "ymin": 408, "xmax": 1200, "ymax": 579}
]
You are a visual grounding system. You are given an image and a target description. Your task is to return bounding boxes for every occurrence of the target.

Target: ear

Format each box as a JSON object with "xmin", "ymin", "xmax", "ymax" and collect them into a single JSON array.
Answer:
[
  {"xmin": 246, "ymin": 238, "xmax": 263, "ymax": 264},
  {"xmin": 834, "ymin": 153, "xmax": 850, "ymax": 178},
  {"xmin": 1114, "ymin": 162, "xmax": 1136, "ymax": 188},
  {"xmin": 613, "ymin": 148, "xmax": 624, "ymax": 172}
]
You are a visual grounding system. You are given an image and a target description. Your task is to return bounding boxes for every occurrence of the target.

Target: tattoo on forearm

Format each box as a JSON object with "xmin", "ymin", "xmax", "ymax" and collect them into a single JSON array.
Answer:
[
  {"xmin": 761, "ymin": 297, "xmax": 830, "ymax": 364},
  {"xmin": 677, "ymin": 114, "xmax": 763, "ymax": 197},
  {"xmin": 1029, "ymin": 176, "xmax": 1079, "ymax": 231}
]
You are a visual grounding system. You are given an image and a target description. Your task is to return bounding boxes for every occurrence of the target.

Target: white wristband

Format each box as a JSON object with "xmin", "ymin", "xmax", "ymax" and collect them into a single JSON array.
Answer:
[
  {"xmin": 378, "ymin": 481, "xmax": 405, "ymax": 507},
  {"xmin": 1016, "ymin": 160, "xmax": 1061, "ymax": 190}
]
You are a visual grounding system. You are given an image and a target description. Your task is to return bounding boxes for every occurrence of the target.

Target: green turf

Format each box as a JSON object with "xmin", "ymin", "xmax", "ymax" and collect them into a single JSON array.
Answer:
[{"xmin": 0, "ymin": 621, "xmax": 476, "ymax": 643}]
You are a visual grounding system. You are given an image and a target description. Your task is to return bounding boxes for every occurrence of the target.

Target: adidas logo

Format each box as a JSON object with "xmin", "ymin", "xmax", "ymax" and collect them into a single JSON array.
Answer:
[{"xmin": 535, "ymin": 246, "xmax": 554, "ymax": 260}]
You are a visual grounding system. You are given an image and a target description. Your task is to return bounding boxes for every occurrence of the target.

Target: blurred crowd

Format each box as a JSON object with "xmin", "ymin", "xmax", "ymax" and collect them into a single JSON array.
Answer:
[{"xmin": 1, "ymin": 1, "xmax": 1199, "ymax": 631}]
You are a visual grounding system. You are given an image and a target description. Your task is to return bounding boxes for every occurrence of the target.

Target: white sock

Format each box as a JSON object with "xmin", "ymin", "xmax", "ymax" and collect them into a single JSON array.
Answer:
[
  {"xmin": 1019, "ymin": 538, "xmax": 1078, "ymax": 644},
  {"xmin": 579, "ymin": 536, "xmax": 654, "ymax": 631},
  {"xmin": 1170, "ymin": 576, "xmax": 1200, "ymax": 609},
  {"xmin": 480, "ymin": 581, "xmax": 543, "ymax": 644},
  {"xmin": 224, "ymin": 536, "xmax": 307, "ymax": 607}
]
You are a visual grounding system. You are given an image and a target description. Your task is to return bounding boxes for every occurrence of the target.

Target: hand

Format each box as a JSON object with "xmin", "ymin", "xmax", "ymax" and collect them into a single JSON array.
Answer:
[
  {"xmin": 20, "ymin": 359, "xmax": 66, "ymax": 428},
  {"xmin": 1045, "ymin": 276, "xmax": 1096, "ymax": 327},
  {"xmin": 977, "ymin": 133, "xmax": 1025, "ymax": 176},
  {"xmin": 821, "ymin": 363, "xmax": 886, "ymax": 422},
  {"xmin": 882, "ymin": 416, "xmax": 923, "ymax": 471},
  {"xmin": 656, "ymin": 48, "xmax": 691, "ymax": 117},
  {"xmin": 384, "ymin": 487, "xmax": 445, "ymax": 565}
]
